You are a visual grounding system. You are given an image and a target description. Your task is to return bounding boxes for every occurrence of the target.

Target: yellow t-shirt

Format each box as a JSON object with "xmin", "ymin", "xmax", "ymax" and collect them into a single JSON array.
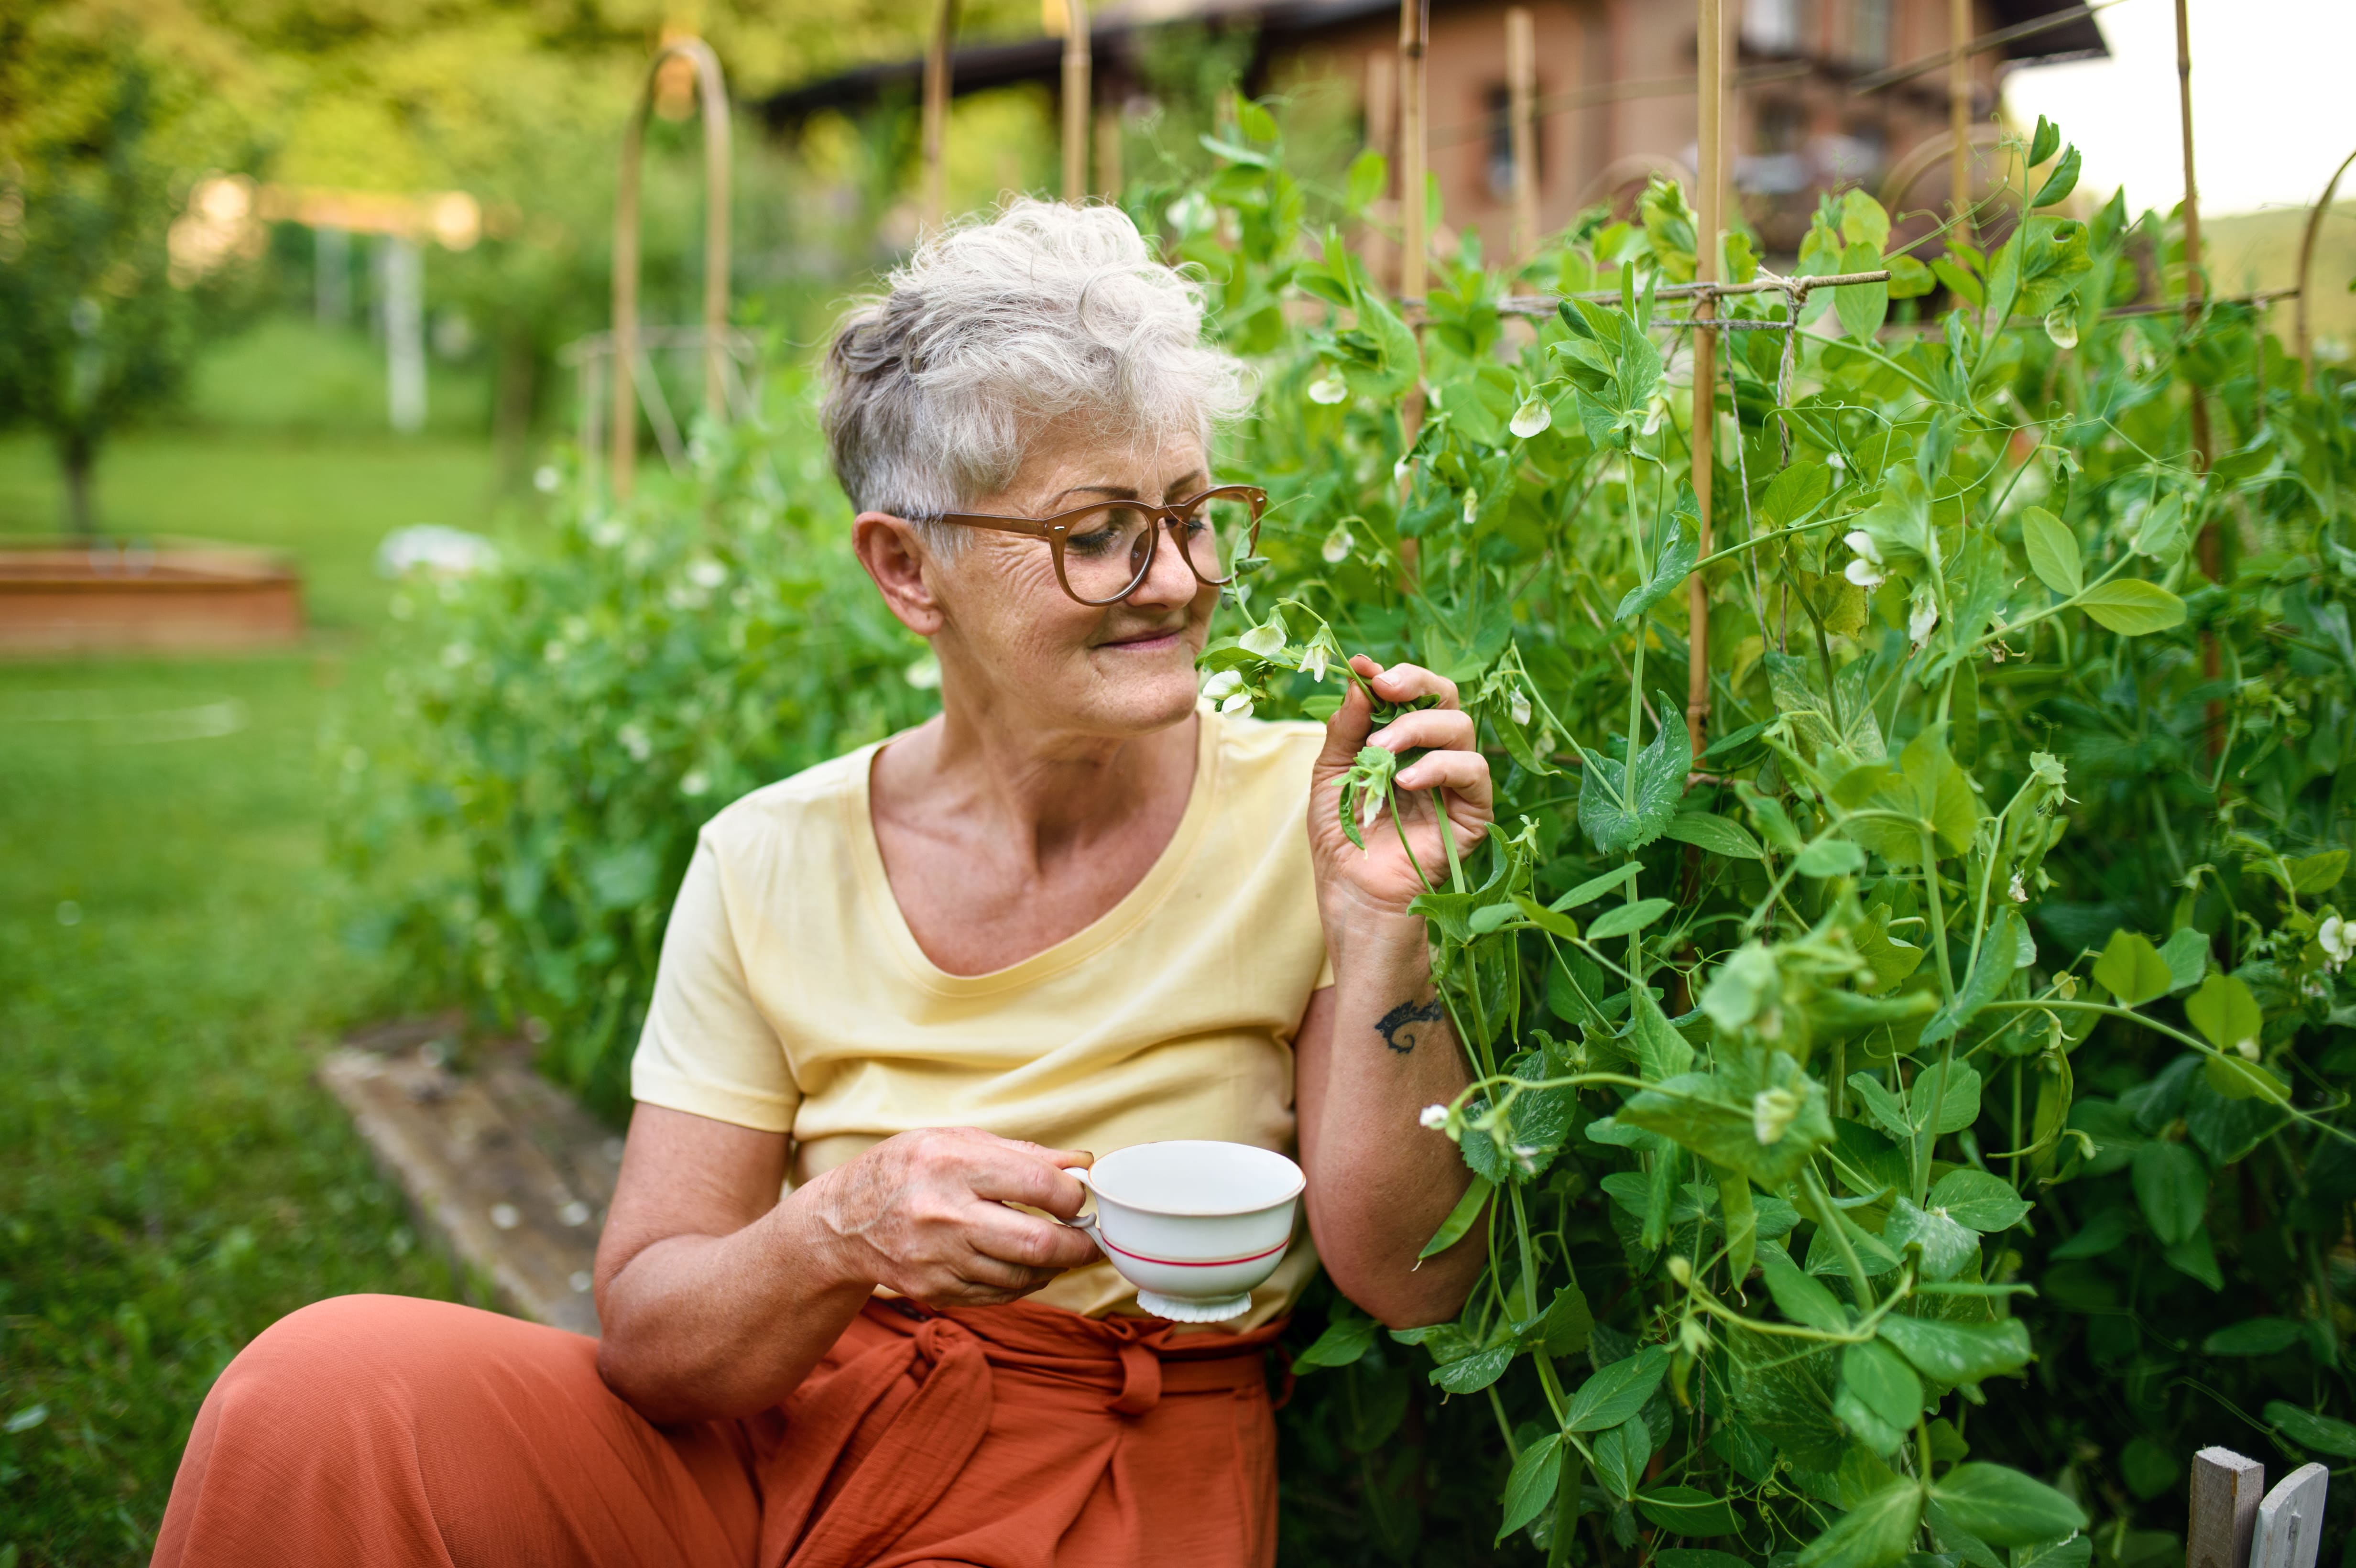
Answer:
[{"xmin": 630, "ymin": 708, "xmax": 1334, "ymax": 1326}]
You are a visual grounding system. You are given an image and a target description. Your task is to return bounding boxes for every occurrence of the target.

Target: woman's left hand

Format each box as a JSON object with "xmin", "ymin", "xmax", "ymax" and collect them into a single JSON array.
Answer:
[{"xmin": 1308, "ymin": 656, "xmax": 1494, "ymax": 927}]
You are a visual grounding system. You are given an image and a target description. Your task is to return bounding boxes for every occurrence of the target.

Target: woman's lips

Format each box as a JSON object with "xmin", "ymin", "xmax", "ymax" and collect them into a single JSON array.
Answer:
[{"xmin": 1099, "ymin": 627, "xmax": 1185, "ymax": 650}]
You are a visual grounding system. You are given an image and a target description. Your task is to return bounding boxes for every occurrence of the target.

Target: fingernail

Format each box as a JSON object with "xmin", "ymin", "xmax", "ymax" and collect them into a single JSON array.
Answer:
[{"xmin": 1368, "ymin": 726, "xmax": 1394, "ymax": 749}]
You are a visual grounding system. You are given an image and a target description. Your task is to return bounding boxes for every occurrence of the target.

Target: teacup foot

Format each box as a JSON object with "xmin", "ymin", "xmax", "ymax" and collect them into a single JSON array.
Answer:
[{"xmin": 1137, "ymin": 1289, "xmax": 1253, "ymax": 1323}]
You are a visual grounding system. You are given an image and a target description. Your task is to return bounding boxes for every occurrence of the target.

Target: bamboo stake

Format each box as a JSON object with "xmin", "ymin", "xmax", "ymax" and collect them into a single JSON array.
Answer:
[
  {"xmin": 1399, "ymin": 0, "xmax": 1430, "ymax": 302},
  {"xmin": 1506, "ymin": 8, "xmax": 1539, "ymax": 266},
  {"xmin": 1095, "ymin": 102, "xmax": 1124, "ymax": 202},
  {"xmin": 1363, "ymin": 50, "xmax": 1397, "ymax": 287},
  {"xmin": 2297, "ymin": 150, "xmax": 2356, "ymax": 370},
  {"xmin": 1396, "ymin": 0, "xmax": 1429, "ymax": 590},
  {"xmin": 1687, "ymin": 0, "xmax": 1723, "ymax": 754},
  {"xmin": 611, "ymin": 36, "xmax": 732, "ymax": 502},
  {"xmin": 2174, "ymin": 0, "xmax": 2223, "ymax": 754},
  {"xmin": 1948, "ymin": 0, "xmax": 1971, "ymax": 233},
  {"xmin": 1062, "ymin": 0, "xmax": 1091, "ymax": 202},
  {"xmin": 922, "ymin": 0, "xmax": 959, "ymax": 230}
]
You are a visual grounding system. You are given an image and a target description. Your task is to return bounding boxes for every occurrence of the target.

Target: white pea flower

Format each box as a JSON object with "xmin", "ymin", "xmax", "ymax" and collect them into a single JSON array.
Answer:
[
  {"xmin": 1239, "ymin": 619, "xmax": 1287, "ymax": 659},
  {"xmin": 1418, "ymin": 1103, "xmax": 1451, "ymax": 1130},
  {"xmin": 1752, "ymin": 1087, "xmax": 1801, "ymax": 1146},
  {"xmin": 1509, "ymin": 689, "xmax": 1533, "ymax": 728},
  {"xmin": 1394, "ymin": 456, "xmax": 1414, "ymax": 486},
  {"xmin": 1509, "ymin": 397, "xmax": 1552, "ymax": 438},
  {"xmin": 1321, "ymin": 523, "xmax": 1353, "ymax": 564},
  {"xmin": 1308, "ymin": 375, "xmax": 1348, "ymax": 405},
  {"xmin": 680, "ymin": 769, "xmax": 710, "ymax": 797},
  {"xmin": 1845, "ymin": 530, "xmax": 1882, "ymax": 566},
  {"xmin": 1845, "ymin": 556, "xmax": 1886, "ymax": 589},
  {"xmin": 1826, "ymin": 452, "xmax": 1847, "ymax": 472},
  {"xmin": 905, "ymin": 656, "xmax": 942, "ymax": 690},
  {"xmin": 1462, "ymin": 489, "xmax": 1479, "ymax": 526},
  {"xmin": 687, "ymin": 557, "xmax": 727, "ymax": 590},
  {"xmin": 2009, "ymin": 870, "xmax": 2029, "ymax": 903},
  {"xmin": 1301, "ymin": 639, "xmax": 1331, "ymax": 684},
  {"xmin": 1219, "ymin": 691, "xmax": 1256, "ymax": 719},
  {"xmin": 2321, "ymin": 913, "xmax": 2353, "ymax": 971},
  {"xmin": 533, "ymin": 464, "xmax": 561, "ymax": 494},
  {"xmin": 2237, "ymin": 1036, "xmax": 2262, "ymax": 1061},
  {"xmin": 1908, "ymin": 586, "xmax": 1941, "ymax": 648},
  {"xmin": 618, "ymin": 722, "xmax": 652, "ymax": 762},
  {"xmin": 1202, "ymin": 669, "xmax": 1244, "ymax": 701}
]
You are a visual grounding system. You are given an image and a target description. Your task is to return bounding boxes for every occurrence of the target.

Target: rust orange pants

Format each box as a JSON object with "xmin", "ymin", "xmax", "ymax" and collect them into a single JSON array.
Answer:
[{"xmin": 153, "ymin": 1293, "xmax": 1282, "ymax": 1568}]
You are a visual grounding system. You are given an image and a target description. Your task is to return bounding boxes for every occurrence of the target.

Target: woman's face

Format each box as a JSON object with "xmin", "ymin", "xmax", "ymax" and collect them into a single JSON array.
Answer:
[{"xmin": 884, "ymin": 423, "xmax": 1227, "ymax": 739}]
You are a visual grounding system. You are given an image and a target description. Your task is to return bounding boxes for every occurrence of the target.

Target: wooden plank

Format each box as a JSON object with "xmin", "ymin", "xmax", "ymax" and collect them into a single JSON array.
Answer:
[
  {"xmin": 2190, "ymin": 1447, "xmax": 2267, "ymax": 1568},
  {"xmin": 320, "ymin": 1045, "xmax": 613, "ymax": 1336},
  {"xmin": 2251, "ymin": 1463, "xmax": 2329, "ymax": 1568}
]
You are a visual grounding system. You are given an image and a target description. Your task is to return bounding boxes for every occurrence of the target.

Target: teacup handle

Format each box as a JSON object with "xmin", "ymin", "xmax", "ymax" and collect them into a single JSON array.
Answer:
[{"xmin": 1057, "ymin": 1167, "xmax": 1105, "ymax": 1254}]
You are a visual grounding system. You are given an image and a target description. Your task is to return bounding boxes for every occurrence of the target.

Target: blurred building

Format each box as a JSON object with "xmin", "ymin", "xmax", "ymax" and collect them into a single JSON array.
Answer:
[{"xmin": 762, "ymin": 0, "xmax": 2105, "ymax": 265}]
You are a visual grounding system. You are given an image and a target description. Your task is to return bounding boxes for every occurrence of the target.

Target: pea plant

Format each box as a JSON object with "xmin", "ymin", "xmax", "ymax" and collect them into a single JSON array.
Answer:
[{"xmin": 1167, "ymin": 106, "xmax": 2356, "ymax": 1565}]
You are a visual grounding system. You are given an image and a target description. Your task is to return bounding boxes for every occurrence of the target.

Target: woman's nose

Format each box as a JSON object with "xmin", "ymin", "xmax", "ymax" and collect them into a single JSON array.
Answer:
[{"xmin": 1123, "ymin": 523, "xmax": 1200, "ymax": 608}]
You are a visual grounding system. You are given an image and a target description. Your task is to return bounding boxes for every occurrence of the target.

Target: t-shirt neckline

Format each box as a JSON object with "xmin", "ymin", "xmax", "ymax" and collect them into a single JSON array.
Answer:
[{"xmin": 844, "ymin": 709, "xmax": 1223, "ymax": 998}]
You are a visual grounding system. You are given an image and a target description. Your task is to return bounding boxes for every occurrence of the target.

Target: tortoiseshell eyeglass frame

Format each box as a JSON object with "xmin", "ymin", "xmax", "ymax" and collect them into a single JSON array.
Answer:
[{"xmin": 927, "ymin": 485, "xmax": 1267, "ymax": 607}]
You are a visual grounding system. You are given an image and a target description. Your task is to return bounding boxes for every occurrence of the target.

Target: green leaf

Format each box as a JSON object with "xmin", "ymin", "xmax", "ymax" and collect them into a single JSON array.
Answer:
[
  {"xmin": 2029, "ymin": 146, "xmax": 2081, "ymax": 208},
  {"xmin": 1418, "ymin": 1174, "xmax": 1493, "ymax": 1259},
  {"xmin": 2078, "ymin": 579, "xmax": 2187, "ymax": 636},
  {"xmin": 1343, "ymin": 148, "xmax": 1387, "ymax": 212},
  {"xmin": 2020, "ymin": 507, "xmax": 2082, "ymax": 596},
  {"xmin": 1836, "ymin": 1340, "xmax": 1924, "ymax": 1454},
  {"xmin": 1928, "ymin": 1168, "xmax": 2032, "ymax": 1232},
  {"xmin": 1627, "ymin": 986, "xmax": 1696, "ymax": 1080},
  {"xmin": 1615, "ymin": 516, "xmax": 1700, "ymax": 621},
  {"xmin": 1884, "ymin": 1198, "xmax": 1982, "ymax": 1280},
  {"xmin": 2199, "ymin": 1317, "xmax": 2303, "ymax": 1356},
  {"xmin": 1929, "ymin": 1464, "xmax": 2087, "ymax": 1547},
  {"xmin": 1540, "ymin": 1282, "xmax": 1595, "ymax": 1356},
  {"xmin": 2011, "ymin": 1535, "xmax": 2095, "ymax": 1568},
  {"xmin": 1551, "ymin": 862, "xmax": 1640, "ymax": 910},
  {"xmin": 1796, "ymin": 838, "xmax": 1868, "ymax": 878},
  {"xmin": 1763, "ymin": 1244, "xmax": 1849, "ymax": 1333},
  {"xmin": 1876, "ymin": 1314, "xmax": 2033, "ymax": 1384},
  {"xmin": 2092, "ymin": 930, "xmax": 2172, "ymax": 1006},
  {"xmin": 1431, "ymin": 1342, "xmax": 1515, "ymax": 1393},
  {"xmin": 1495, "ymin": 1432, "xmax": 1563, "ymax": 1540},
  {"xmin": 2266, "ymin": 1399, "xmax": 2356, "ymax": 1459},
  {"xmin": 1622, "ymin": 1057, "xmax": 1834, "ymax": 1187},
  {"xmin": 1637, "ymin": 1486, "xmax": 1741, "ymax": 1538},
  {"xmin": 1292, "ymin": 1310, "xmax": 1379, "ymax": 1370},
  {"xmin": 1592, "ymin": 1413, "xmax": 1652, "ymax": 1500},
  {"xmin": 1586, "ymin": 898, "xmax": 1671, "ymax": 941},
  {"xmin": 2162, "ymin": 1226, "xmax": 2225, "ymax": 1290},
  {"xmin": 2028, "ymin": 115, "xmax": 2061, "ymax": 168},
  {"xmin": 2130, "ymin": 1140, "xmax": 2208, "ymax": 1246},
  {"xmin": 2159, "ymin": 927, "xmax": 2209, "ymax": 992},
  {"xmin": 1921, "ymin": 909, "xmax": 2024, "ymax": 1046},
  {"xmin": 1577, "ymin": 707, "xmax": 1690, "ymax": 855},
  {"xmin": 2290, "ymin": 848, "xmax": 2348, "ymax": 893},
  {"xmin": 1566, "ymin": 1344, "xmax": 1671, "ymax": 1432},
  {"xmin": 2183, "ymin": 972, "xmax": 2263, "ymax": 1057},
  {"xmin": 1664, "ymin": 814, "xmax": 1764, "ymax": 860},
  {"xmin": 1793, "ymin": 1477, "xmax": 1922, "ymax": 1568},
  {"xmin": 1836, "ymin": 241, "xmax": 1890, "ymax": 340}
]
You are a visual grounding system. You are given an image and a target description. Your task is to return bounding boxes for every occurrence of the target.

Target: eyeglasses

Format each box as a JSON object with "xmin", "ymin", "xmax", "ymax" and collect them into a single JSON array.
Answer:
[{"xmin": 929, "ymin": 485, "xmax": 1266, "ymax": 607}]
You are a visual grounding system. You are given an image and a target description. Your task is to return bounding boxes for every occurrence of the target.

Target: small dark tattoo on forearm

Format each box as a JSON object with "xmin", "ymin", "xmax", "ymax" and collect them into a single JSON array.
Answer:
[{"xmin": 1374, "ymin": 998, "xmax": 1446, "ymax": 1055}]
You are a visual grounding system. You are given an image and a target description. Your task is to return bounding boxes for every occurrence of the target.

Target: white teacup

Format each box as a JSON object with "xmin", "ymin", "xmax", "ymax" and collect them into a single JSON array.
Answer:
[{"xmin": 1063, "ymin": 1140, "xmax": 1305, "ymax": 1323}]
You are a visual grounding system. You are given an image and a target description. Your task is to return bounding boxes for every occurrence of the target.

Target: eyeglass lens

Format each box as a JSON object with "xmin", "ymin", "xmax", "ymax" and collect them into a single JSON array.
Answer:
[{"xmin": 1058, "ymin": 494, "xmax": 1259, "ymax": 604}]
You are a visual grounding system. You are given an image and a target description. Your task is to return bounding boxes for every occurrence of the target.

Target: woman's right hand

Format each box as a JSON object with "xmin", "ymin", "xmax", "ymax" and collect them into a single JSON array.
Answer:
[{"xmin": 801, "ymin": 1127, "xmax": 1101, "ymax": 1307}]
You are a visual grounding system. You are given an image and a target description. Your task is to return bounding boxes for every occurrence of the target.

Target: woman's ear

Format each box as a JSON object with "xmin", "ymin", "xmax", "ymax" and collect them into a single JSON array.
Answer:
[{"xmin": 852, "ymin": 512, "xmax": 945, "ymax": 637}]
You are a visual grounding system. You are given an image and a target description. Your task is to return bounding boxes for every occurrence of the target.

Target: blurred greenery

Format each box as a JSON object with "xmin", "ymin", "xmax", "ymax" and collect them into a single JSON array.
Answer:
[{"xmin": 0, "ymin": 323, "xmax": 512, "ymax": 1560}]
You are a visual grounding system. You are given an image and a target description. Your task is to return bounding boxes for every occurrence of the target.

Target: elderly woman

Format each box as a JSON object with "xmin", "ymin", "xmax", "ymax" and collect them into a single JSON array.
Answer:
[{"xmin": 154, "ymin": 201, "xmax": 1489, "ymax": 1568}]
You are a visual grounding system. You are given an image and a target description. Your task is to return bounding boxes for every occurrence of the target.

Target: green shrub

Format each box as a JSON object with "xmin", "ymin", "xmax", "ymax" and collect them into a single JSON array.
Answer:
[{"xmin": 350, "ymin": 376, "xmax": 933, "ymax": 1115}]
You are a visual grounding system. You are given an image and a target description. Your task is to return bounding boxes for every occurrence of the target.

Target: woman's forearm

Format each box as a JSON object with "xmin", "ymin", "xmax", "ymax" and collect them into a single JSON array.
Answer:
[
  {"xmin": 1298, "ymin": 914, "xmax": 1485, "ymax": 1328},
  {"xmin": 595, "ymin": 1183, "xmax": 873, "ymax": 1424}
]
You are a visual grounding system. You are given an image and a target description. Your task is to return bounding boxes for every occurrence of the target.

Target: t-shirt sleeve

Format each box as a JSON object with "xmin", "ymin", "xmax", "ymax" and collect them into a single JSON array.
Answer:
[{"xmin": 630, "ymin": 833, "xmax": 801, "ymax": 1133}]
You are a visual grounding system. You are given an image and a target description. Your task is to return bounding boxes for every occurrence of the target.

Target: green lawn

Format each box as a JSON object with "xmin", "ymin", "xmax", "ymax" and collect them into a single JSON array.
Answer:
[{"xmin": 0, "ymin": 346, "xmax": 520, "ymax": 1561}]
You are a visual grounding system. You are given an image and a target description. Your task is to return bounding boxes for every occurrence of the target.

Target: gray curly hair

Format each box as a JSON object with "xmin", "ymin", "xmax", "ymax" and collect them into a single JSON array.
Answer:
[{"xmin": 821, "ymin": 199, "xmax": 1252, "ymax": 541}]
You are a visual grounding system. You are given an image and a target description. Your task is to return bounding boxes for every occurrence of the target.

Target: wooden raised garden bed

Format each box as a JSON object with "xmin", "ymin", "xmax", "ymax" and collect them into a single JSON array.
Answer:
[{"xmin": 0, "ymin": 540, "xmax": 304, "ymax": 655}]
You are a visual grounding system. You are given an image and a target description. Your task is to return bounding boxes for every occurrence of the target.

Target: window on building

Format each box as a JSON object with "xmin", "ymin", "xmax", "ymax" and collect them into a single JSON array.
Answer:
[
  {"xmin": 1486, "ymin": 84, "xmax": 1519, "ymax": 201},
  {"xmin": 1743, "ymin": 0, "xmax": 1802, "ymax": 56},
  {"xmin": 1850, "ymin": 0, "xmax": 1893, "ymax": 67}
]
